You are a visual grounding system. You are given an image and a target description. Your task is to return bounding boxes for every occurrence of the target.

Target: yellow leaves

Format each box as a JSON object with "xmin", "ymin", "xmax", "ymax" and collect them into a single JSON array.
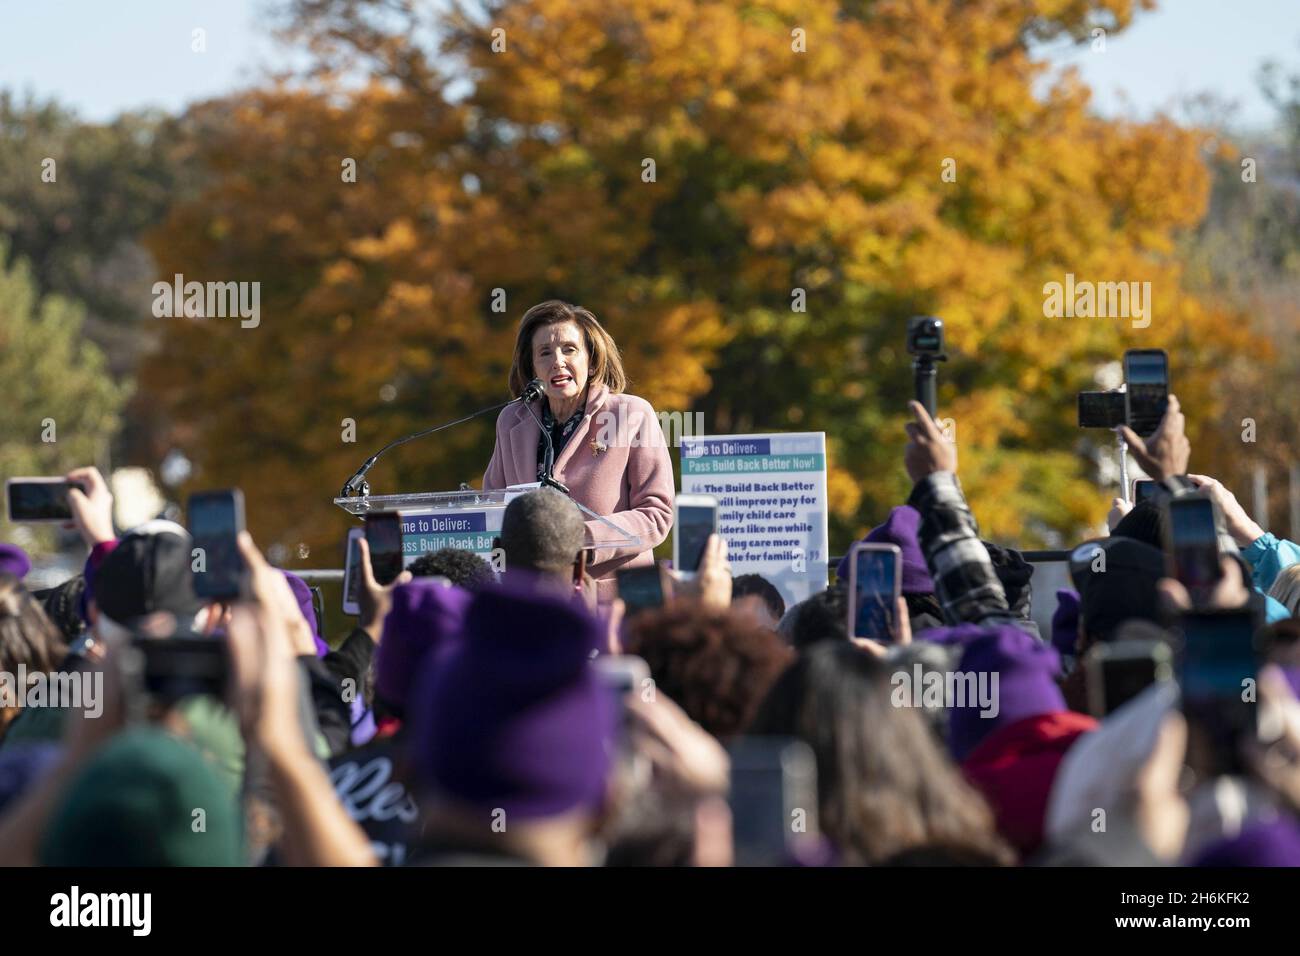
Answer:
[
  {"xmin": 708, "ymin": 88, "xmax": 738, "ymax": 111},
  {"xmin": 321, "ymin": 259, "xmax": 362, "ymax": 287},
  {"xmin": 826, "ymin": 458, "xmax": 863, "ymax": 520},
  {"xmin": 349, "ymin": 219, "xmax": 420, "ymax": 261},
  {"xmin": 613, "ymin": 299, "xmax": 731, "ymax": 411}
]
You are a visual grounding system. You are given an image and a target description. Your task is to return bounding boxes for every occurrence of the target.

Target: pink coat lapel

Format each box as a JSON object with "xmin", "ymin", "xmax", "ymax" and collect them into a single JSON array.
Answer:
[
  {"xmin": 553, "ymin": 385, "xmax": 609, "ymax": 475},
  {"xmin": 504, "ymin": 384, "xmax": 610, "ymax": 485},
  {"xmin": 507, "ymin": 414, "xmax": 539, "ymax": 485}
]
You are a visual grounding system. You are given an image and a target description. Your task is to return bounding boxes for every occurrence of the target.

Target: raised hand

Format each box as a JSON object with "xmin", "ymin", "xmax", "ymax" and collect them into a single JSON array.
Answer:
[
  {"xmin": 904, "ymin": 401, "xmax": 957, "ymax": 481},
  {"xmin": 65, "ymin": 466, "xmax": 115, "ymax": 547},
  {"xmin": 357, "ymin": 537, "xmax": 413, "ymax": 642},
  {"xmin": 1186, "ymin": 474, "xmax": 1264, "ymax": 547},
  {"xmin": 1120, "ymin": 394, "xmax": 1190, "ymax": 481}
]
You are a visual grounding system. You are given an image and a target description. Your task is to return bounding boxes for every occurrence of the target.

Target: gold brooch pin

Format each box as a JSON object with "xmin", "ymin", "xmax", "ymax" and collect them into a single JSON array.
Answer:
[{"xmin": 590, "ymin": 439, "xmax": 608, "ymax": 456}]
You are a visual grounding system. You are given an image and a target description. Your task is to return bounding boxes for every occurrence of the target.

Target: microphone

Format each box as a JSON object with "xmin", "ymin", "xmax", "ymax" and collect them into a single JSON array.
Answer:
[
  {"xmin": 520, "ymin": 379, "xmax": 570, "ymax": 495},
  {"xmin": 520, "ymin": 377, "xmax": 544, "ymax": 403},
  {"xmin": 339, "ymin": 379, "xmax": 547, "ymax": 498}
]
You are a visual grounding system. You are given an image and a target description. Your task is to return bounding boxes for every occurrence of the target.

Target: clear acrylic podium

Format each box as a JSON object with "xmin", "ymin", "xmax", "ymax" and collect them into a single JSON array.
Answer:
[{"xmin": 333, "ymin": 487, "xmax": 641, "ymax": 559}]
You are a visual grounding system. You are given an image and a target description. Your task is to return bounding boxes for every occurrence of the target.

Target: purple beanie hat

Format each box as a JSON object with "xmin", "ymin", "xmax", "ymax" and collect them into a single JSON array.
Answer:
[
  {"xmin": 282, "ymin": 571, "xmax": 328, "ymax": 658},
  {"xmin": 0, "ymin": 544, "xmax": 31, "ymax": 580},
  {"xmin": 1194, "ymin": 816, "xmax": 1300, "ymax": 867},
  {"xmin": 410, "ymin": 579, "xmax": 614, "ymax": 820},
  {"xmin": 374, "ymin": 578, "xmax": 472, "ymax": 712},
  {"xmin": 948, "ymin": 625, "xmax": 1065, "ymax": 763},
  {"xmin": 1051, "ymin": 588, "xmax": 1081, "ymax": 657},
  {"xmin": 836, "ymin": 506, "xmax": 934, "ymax": 594}
]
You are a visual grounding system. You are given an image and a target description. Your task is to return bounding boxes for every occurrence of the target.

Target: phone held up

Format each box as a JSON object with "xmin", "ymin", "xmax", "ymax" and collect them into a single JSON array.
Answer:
[
  {"xmin": 187, "ymin": 489, "xmax": 248, "ymax": 601},
  {"xmin": 846, "ymin": 543, "xmax": 902, "ymax": 643},
  {"xmin": 5, "ymin": 477, "xmax": 88, "ymax": 523},
  {"xmin": 1176, "ymin": 606, "xmax": 1261, "ymax": 778},
  {"xmin": 673, "ymin": 494, "xmax": 718, "ymax": 581},
  {"xmin": 1123, "ymin": 348, "xmax": 1169, "ymax": 439},
  {"xmin": 1163, "ymin": 493, "xmax": 1223, "ymax": 606},
  {"xmin": 364, "ymin": 511, "xmax": 405, "ymax": 587},
  {"xmin": 616, "ymin": 565, "xmax": 666, "ymax": 618},
  {"xmin": 342, "ymin": 526, "xmax": 365, "ymax": 616}
]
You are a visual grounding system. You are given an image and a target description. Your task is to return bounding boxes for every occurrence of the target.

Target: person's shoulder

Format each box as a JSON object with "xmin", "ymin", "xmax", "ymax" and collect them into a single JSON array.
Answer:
[
  {"xmin": 494, "ymin": 400, "xmax": 528, "ymax": 431},
  {"xmin": 606, "ymin": 391, "xmax": 658, "ymax": 416}
]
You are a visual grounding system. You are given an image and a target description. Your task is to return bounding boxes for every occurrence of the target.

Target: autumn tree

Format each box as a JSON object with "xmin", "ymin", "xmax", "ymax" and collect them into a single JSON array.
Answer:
[{"xmin": 140, "ymin": 0, "xmax": 1264, "ymax": 561}]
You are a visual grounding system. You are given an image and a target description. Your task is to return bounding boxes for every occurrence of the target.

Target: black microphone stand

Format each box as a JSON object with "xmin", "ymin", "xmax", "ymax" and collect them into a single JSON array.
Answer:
[
  {"xmin": 339, "ymin": 383, "xmax": 542, "ymax": 498},
  {"xmin": 522, "ymin": 392, "xmax": 571, "ymax": 496}
]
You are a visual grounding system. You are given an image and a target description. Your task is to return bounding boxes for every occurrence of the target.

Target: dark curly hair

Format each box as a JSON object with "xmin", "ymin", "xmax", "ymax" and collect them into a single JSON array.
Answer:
[
  {"xmin": 622, "ymin": 601, "xmax": 793, "ymax": 742},
  {"xmin": 731, "ymin": 574, "xmax": 785, "ymax": 623},
  {"xmin": 789, "ymin": 585, "xmax": 847, "ymax": 650},
  {"xmin": 407, "ymin": 548, "xmax": 494, "ymax": 590}
]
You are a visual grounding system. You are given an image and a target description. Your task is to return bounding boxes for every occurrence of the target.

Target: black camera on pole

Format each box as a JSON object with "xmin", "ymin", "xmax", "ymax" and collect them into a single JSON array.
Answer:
[
  {"xmin": 906, "ymin": 316, "xmax": 946, "ymax": 419},
  {"xmin": 1076, "ymin": 390, "xmax": 1126, "ymax": 429}
]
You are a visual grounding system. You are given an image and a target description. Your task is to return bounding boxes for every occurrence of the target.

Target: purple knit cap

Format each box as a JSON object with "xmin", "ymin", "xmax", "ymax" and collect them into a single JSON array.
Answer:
[
  {"xmin": 282, "ymin": 571, "xmax": 328, "ymax": 658},
  {"xmin": 374, "ymin": 578, "xmax": 472, "ymax": 711},
  {"xmin": 1051, "ymin": 588, "xmax": 1081, "ymax": 657},
  {"xmin": 836, "ymin": 506, "xmax": 934, "ymax": 594},
  {"xmin": 948, "ymin": 625, "xmax": 1065, "ymax": 763},
  {"xmin": 0, "ymin": 544, "xmax": 31, "ymax": 580},
  {"xmin": 1194, "ymin": 816, "xmax": 1300, "ymax": 867},
  {"xmin": 410, "ymin": 578, "xmax": 614, "ymax": 820}
]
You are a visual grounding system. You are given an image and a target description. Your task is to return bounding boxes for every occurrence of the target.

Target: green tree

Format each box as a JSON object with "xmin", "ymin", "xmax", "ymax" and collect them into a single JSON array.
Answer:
[{"xmin": 0, "ymin": 240, "xmax": 130, "ymax": 549}]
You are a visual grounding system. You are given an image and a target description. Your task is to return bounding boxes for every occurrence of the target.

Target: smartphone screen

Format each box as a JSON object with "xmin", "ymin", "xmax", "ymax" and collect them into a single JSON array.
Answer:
[
  {"xmin": 616, "ymin": 566, "xmax": 665, "ymax": 617},
  {"xmin": 1179, "ymin": 610, "xmax": 1258, "ymax": 776},
  {"xmin": 1133, "ymin": 479, "xmax": 1158, "ymax": 504},
  {"xmin": 365, "ymin": 512, "xmax": 404, "ymax": 586},
  {"xmin": 1102, "ymin": 656, "xmax": 1158, "ymax": 714},
  {"xmin": 6, "ymin": 479, "xmax": 80, "ymax": 523},
  {"xmin": 848, "ymin": 545, "xmax": 900, "ymax": 641},
  {"xmin": 1077, "ymin": 391, "xmax": 1125, "ymax": 429},
  {"xmin": 1124, "ymin": 350, "xmax": 1169, "ymax": 438},
  {"xmin": 1166, "ymin": 496, "xmax": 1222, "ymax": 600},
  {"xmin": 727, "ymin": 737, "xmax": 820, "ymax": 867},
  {"xmin": 188, "ymin": 490, "xmax": 246, "ymax": 600},
  {"xmin": 343, "ymin": 528, "xmax": 364, "ymax": 616},
  {"xmin": 135, "ymin": 635, "xmax": 229, "ymax": 701},
  {"xmin": 675, "ymin": 501, "xmax": 717, "ymax": 575}
]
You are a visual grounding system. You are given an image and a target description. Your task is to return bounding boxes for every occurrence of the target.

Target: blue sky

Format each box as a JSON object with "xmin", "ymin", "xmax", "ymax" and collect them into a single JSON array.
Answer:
[{"xmin": 0, "ymin": 0, "xmax": 1297, "ymax": 131}]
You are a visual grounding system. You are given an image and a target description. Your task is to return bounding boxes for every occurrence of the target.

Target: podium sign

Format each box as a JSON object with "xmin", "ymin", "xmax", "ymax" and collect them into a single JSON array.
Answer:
[
  {"xmin": 333, "ymin": 489, "xmax": 515, "ymax": 563},
  {"xmin": 679, "ymin": 433, "xmax": 830, "ymax": 608},
  {"xmin": 398, "ymin": 509, "xmax": 498, "ymax": 561},
  {"xmin": 333, "ymin": 484, "xmax": 639, "ymax": 566}
]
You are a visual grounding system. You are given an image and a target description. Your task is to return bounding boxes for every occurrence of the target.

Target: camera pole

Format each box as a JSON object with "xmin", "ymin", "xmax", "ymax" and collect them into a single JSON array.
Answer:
[
  {"xmin": 906, "ymin": 316, "xmax": 946, "ymax": 420},
  {"xmin": 914, "ymin": 355, "xmax": 939, "ymax": 419},
  {"xmin": 1116, "ymin": 431, "xmax": 1130, "ymax": 504}
]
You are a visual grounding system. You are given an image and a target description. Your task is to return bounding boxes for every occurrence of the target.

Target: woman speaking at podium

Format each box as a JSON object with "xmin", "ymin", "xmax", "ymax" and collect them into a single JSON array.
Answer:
[{"xmin": 483, "ymin": 300, "xmax": 675, "ymax": 603}]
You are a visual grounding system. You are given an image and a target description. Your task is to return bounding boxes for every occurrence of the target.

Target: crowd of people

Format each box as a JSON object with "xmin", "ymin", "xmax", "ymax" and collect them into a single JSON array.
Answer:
[{"xmin": 3, "ymin": 396, "xmax": 1300, "ymax": 867}]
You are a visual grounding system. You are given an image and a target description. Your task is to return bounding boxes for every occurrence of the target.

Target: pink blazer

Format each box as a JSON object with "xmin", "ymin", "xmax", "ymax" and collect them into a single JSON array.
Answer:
[{"xmin": 482, "ymin": 385, "xmax": 675, "ymax": 602}]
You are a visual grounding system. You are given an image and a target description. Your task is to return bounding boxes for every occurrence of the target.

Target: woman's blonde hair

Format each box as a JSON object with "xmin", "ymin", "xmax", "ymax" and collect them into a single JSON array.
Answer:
[
  {"xmin": 507, "ymin": 300, "xmax": 627, "ymax": 398},
  {"xmin": 1268, "ymin": 564, "xmax": 1300, "ymax": 617}
]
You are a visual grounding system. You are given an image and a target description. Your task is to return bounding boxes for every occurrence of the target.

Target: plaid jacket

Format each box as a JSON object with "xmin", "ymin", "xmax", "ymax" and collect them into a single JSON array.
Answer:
[
  {"xmin": 907, "ymin": 471, "xmax": 1242, "ymax": 633},
  {"xmin": 907, "ymin": 472, "xmax": 1016, "ymax": 629}
]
